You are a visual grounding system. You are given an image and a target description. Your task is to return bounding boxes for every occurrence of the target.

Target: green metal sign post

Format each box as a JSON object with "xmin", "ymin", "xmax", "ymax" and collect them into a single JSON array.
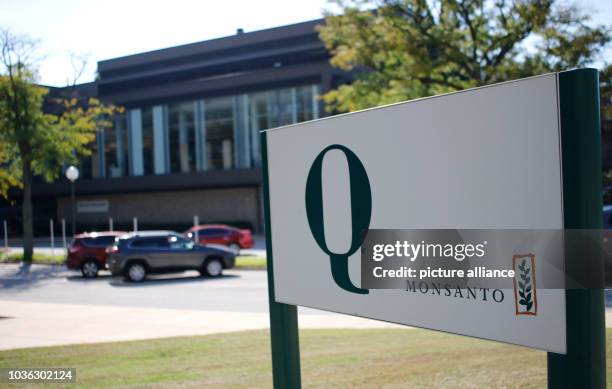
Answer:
[
  {"xmin": 261, "ymin": 134, "xmax": 302, "ymax": 389},
  {"xmin": 261, "ymin": 69, "xmax": 606, "ymax": 388},
  {"xmin": 547, "ymin": 69, "xmax": 606, "ymax": 388}
]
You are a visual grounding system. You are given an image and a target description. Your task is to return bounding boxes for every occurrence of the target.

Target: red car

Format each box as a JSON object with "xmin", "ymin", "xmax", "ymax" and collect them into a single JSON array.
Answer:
[
  {"xmin": 185, "ymin": 224, "xmax": 253, "ymax": 252},
  {"xmin": 66, "ymin": 231, "xmax": 126, "ymax": 278}
]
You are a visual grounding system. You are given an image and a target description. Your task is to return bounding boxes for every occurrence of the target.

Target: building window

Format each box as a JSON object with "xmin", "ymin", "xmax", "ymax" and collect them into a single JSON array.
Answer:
[
  {"xmin": 205, "ymin": 97, "xmax": 234, "ymax": 170},
  {"xmin": 141, "ymin": 107, "xmax": 154, "ymax": 175},
  {"xmin": 89, "ymin": 135, "xmax": 102, "ymax": 178},
  {"xmin": 105, "ymin": 84, "xmax": 319, "ymax": 177},
  {"xmin": 268, "ymin": 88, "xmax": 294, "ymax": 128},
  {"xmin": 249, "ymin": 92, "xmax": 269, "ymax": 167},
  {"xmin": 80, "ymin": 155, "xmax": 94, "ymax": 179},
  {"xmin": 168, "ymin": 102, "xmax": 196, "ymax": 173},
  {"xmin": 296, "ymin": 85, "xmax": 318, "ymax": 122},
  {"xmin": 104, "ymin": 114, "xmax": 128, "ymax": 177},
  {"xmin": 245, "ymin": 85, "xmax": 319, "ymax": 167}
]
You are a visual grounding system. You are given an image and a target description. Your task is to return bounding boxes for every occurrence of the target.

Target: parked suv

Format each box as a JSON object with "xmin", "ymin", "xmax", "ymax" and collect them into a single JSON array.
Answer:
[
  {"xmin": 66, "ymin": 231, "xmax": 127, "ymax": 278},
  {"xmin": 107, "ymin": 231, "xmax": 236, "ymax": 282},
  {"xmin": 185, "ymin": 224, "xmax": 253, "ymax": 252}
]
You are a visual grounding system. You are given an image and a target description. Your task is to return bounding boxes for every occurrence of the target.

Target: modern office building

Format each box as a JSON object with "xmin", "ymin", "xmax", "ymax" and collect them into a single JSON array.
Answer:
[
  {"xmin": 5, "ymin": 18, "xmax": 610, "ymax": 234},
  {"xmin": 25, "ymin": 18, "xmax": 351, "ymax": 233}
]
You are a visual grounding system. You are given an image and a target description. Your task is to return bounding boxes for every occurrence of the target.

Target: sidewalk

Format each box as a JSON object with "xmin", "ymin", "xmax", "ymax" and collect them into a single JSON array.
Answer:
[{"xmin": 0, "ymin": 300, "xmax": 403, "ymax": 350}]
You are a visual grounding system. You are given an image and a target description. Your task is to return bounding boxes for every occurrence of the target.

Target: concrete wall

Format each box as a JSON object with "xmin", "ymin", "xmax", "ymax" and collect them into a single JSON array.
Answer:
[{"xmin": 56, "ymin": 187, "xmax": 261, "ymax": 232}]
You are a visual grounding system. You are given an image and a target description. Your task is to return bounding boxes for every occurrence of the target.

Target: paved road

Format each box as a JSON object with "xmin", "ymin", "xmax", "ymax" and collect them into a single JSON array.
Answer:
[
  {"xmin": 2, "ymin": 264, "xmax": 612, "ymax": 350},
  {"xmin": 6, "ymin": 265, "xmax": 612, "ymax": 311},
  {"xmin": 0, "ymin": 264, "xmax": 401, "ymax": 350},
  {"xmin": 0, "ymin": 265, "xmax": 270, "ymax": 313}
]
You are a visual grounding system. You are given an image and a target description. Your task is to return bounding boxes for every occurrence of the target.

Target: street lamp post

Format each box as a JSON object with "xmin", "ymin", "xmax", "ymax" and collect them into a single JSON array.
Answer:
[{"xmin": 65, "ymin": 166, "xmax": 79, "ymax": 237}]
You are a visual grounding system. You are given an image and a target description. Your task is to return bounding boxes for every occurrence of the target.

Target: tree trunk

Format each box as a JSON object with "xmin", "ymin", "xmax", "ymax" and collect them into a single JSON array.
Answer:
[{"xmin": 21, "ymin": 156, "xmax": 33, "ymax": 262}]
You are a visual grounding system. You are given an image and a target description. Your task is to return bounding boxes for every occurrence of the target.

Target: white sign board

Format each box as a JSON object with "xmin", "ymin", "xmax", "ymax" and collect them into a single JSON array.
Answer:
[{"xmin": 264, "ymin": 73, "xmax": 566, "ymax": 353}]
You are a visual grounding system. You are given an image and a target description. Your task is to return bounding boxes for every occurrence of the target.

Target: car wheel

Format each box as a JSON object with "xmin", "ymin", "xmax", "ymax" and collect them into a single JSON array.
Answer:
[
  {"xmin": 125, "ymin": 262, "xmax": 147, "ymax": 282},
  {"xmin": 204, "ymin": 258, "xmax": 223, "ymax": 277},
  {"xmin": 228, "ymin": 243, "xmax": 240, "ymax": 254},
  {"xmin": 81, "ymin": 260, "xmax": 99, "ymax": 278}
]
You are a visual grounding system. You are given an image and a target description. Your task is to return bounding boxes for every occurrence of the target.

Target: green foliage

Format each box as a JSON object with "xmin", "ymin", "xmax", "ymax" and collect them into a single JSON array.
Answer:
[
  {"xmin": 0, "ymin": 77, "xmax": 120, "ymax": 196},
  {"xmin": 318, "ymin": 0, "xmax": 611, "ymax": 112},
  {"xmin": 0, "ymin": 131, "xmax": 19, "ymax": 197},
  {"xmin": 0, "ymin": 29, "xmax": 121, "ymax": 197},
  {"xmin": 0, "ymin": 28, "xmax": 121, "ymax": 262},
  {"xmin": 0, "ymin": 65, "xmax": 46, "ymax": 195}
]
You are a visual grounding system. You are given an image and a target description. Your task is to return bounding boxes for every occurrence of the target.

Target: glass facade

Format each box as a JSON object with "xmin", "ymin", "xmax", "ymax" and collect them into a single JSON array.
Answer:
[
  {"xmin": 141, "ymin": 107, "xmax": 154, "ymax": 176},
  {"xmin": 93, "ymin": 84, "xmax": 320, "ymax": 178},
  {"xmin": 168, "ymin": 102, "xmax": 196, "ymax": 173},
  {"xmin": 268, "ymin": 88, "xmax": 295, "ymax": 127},
  {"xmin": 248, "ymin": 92, "xmax": 269, "ymax": 168},
  {"xmin": 205, "ymin": 97, "xmax": 234, "ymax": 170},
  {"xmin": 104, "ymin": 114, "xmax": 128, "ymax": 177}
]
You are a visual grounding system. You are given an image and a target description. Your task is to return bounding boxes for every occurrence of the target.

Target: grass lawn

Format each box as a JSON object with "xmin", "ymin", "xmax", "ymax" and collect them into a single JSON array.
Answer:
[
  {"xmin": 0, "ymin": 252, "xmax": 65, "ymax": 265},
  {"xmin": 235, "ymin": 256, "xmax": 266, "ymax": 270},
  {"xmin": 1, "ymin": 328, "xmax": 611, "ymax": 388}
]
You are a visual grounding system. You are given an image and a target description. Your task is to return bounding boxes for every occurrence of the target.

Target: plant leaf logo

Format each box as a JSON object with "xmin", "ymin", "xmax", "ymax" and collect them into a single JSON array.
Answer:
[
  {"xmin": 513, "ymin": 254, "xmax": 538, "ymax": 316},
  {"xmin": 305, "ymin": 144, "xmax": 372, "ymax": 295},
  {"xmin": 518, "ymin": 260, "xmax": 533, "ymax": 311}
]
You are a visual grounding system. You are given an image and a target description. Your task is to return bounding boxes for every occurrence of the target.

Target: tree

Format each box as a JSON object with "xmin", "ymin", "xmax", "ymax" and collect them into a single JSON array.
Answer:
[
  {"xmin": 317, "ymin": 0, "xmax": 611, "ymax": 112},
  {"xmin": 0, "ymin": 29, "xmax": 120, "ymax": 262}
]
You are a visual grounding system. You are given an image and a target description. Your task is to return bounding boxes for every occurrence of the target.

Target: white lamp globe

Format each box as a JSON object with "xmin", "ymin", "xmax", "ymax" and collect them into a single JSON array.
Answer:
[{"xmin": 65, "ymin": 166, "xmax": 79, "ymax": 182}]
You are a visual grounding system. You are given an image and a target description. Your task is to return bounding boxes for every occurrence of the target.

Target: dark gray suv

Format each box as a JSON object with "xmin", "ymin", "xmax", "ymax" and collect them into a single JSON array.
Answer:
[{"xmin": 107, "ymin": 231, "xmax": 235, "ymax": 282}]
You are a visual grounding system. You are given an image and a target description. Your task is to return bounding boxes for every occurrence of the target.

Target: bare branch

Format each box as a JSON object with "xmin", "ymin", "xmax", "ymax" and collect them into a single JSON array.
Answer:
[
  {"xmin": 0, "ymin": 28, "xmax": 41, "ymax": 79},
  {"xmin": 67, "ymin": 51, "xmax": 91, "ymax": 86}
]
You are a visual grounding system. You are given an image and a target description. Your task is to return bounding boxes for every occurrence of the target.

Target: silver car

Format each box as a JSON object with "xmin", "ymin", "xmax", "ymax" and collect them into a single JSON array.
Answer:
[{"xmin": 107, "ymin": 231, "xmax": 235, "ymax": 282}]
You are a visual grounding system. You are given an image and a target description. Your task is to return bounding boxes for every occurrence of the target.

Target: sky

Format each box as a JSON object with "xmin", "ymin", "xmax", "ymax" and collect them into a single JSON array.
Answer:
[{"xmin": 0, "ymin": 0, "xmax": 611, "ymax": 87}]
